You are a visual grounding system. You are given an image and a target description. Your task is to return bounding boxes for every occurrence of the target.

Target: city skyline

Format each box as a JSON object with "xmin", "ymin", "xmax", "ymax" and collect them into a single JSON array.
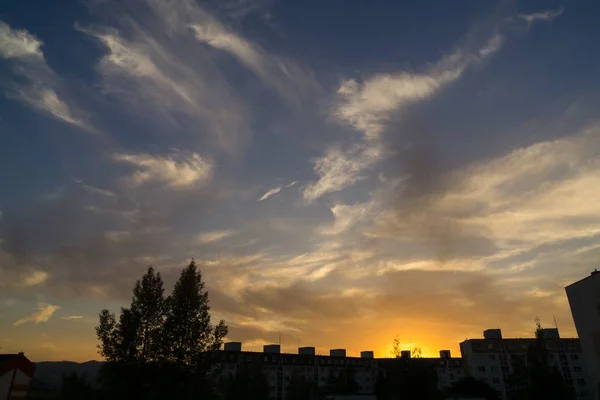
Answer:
[{"xmin": 1, "ymin": 0, "xmax": 600, "ymax": 362}]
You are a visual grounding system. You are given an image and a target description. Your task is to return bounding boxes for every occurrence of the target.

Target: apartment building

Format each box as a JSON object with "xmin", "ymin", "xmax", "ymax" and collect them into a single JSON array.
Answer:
[
  {"xmin": 566, "ymin": 270, "xmax": 600, "ymax": 400},
  {"xmin": 460, "ymin": 328, "xmax": 589, "ymax": 400},
  {"xmin": 217, "ymin": 343, "xmax": 464, "ymax": 399},
  {"xmin": 218, "ymin": 344, "xmax": 378, "ymax": 399}
]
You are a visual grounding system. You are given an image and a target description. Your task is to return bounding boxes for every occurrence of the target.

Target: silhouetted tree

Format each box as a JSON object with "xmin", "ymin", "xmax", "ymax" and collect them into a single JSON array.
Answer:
[
  {"xmin": 96, "ymin": 267, "xmax": 165, "ymax": 363},
  {"xmin": 507, "ymin": 319, "xmax": 572, "ymax": 400},
  {"xmin": 446, "ymin": 376, "xmax": 499, "ymax": 400},
  {"xmin": 411, "ymin": 347, "xmax": 423, "ymax": 359},
  {"xmin": 95, "ymin": 261, "xmax": 227, "ymax": 399},
  {"xmin": 377, "ymin": 336, "xmax": 443, "ymax": 400},
  {"xmin": 163, "ymin": 260, "xmax": 227, "ymax": 366}
]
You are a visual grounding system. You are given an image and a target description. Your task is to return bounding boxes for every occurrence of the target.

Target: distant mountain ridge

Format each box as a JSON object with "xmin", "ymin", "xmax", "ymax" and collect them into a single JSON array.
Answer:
[{"xmin": 33, "ymin": 360, "xmax": 104, "ymax": 388}]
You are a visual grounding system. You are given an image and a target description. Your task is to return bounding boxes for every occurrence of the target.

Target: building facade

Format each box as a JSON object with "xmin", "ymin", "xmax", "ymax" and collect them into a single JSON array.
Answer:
[
  {"xmin": 566, "ymin": 270, "xmax": 600, "ymax": 400},
  {"xmin": 217, "ymin": 344, "xmax": 464, "ymax": 400},
  {"xmin": 460, "ymin": 328, "xmax": 590, "ymax": 400}
]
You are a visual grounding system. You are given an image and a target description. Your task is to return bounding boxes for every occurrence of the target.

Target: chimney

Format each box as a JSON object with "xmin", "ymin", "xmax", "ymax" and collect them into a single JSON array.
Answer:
[
  {"xmin": 263, "ymin": 344, "xmax": 281, "ymax": 354},
  {"xmin": 541, "ymin": 328, "xmax": 560, "ymax": 339},
  {"xmin": 330, "ymin": 349, "xmax": 346, "ymax": 357},
  {"xmin": 299, "ymin": 347, "xmax": 315, "ymax": 356},
  {"xmin": 224, "ymin": 342, "xmax": 242, "ymax": 351},
  {"xmin": 483, "ymin": 329, "xmax": 502, "ymax": 339},
  {"xmin": 440, "ymin": 350, "xmax": 451, "ymax": 359},
  {"xmin": 360, "ymin": 351, "xmax": 374, "ymax": 359},
  {"xmin": 400, "ymin": 350, "xmax": 411, "ymax": 359}
]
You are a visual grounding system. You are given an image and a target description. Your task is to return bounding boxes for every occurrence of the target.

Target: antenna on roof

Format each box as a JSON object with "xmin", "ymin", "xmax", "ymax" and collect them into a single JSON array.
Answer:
[{"xmin": 553, "ymin": 314, "xmax": 559, "ymax": 331}]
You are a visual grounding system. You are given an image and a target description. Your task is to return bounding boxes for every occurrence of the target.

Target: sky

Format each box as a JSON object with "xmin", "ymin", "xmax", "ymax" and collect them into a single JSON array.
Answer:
[{"xmin": 1, "ymin": 0, "xmax": 599, "ymax": 362}]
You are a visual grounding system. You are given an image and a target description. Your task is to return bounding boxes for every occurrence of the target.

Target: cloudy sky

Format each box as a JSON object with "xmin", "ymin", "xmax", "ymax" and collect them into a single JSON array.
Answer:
[{"xmin": 1, "ymin": 0, "xmax": 599, "ymax": 361}]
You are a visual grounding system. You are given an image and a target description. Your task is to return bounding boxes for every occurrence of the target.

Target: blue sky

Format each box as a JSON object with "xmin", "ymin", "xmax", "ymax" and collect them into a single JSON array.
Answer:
[{"xmin": 1, "ymin": 0, "xmax": 600, "ymax": 361}]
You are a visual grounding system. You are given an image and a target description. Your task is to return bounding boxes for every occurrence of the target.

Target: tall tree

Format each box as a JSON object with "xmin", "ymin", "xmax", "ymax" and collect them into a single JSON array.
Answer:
[
  {"xmin": 507, "ymin": 319, "xmax": 572, "ymax": 400},
  {"xmin": 163, "ymin": 259, "xmax": 227, "ymax": 366},
  {"xmin": 96, "ymin": 267, "xmax": 165, "ymax": 363},
  {"xmin": 131, "ymin": 267, "xmax": 165, "ymax": 362},
  {"xmin": 95, "ymin": 261, "xmax": 227, "ymax": 399},
  {"xmin": 377, "ymin": 335, "xmax": 443, "ymax": 400}
]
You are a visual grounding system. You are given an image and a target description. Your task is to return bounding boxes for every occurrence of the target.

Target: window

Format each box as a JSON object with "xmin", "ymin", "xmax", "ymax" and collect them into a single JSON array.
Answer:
[
  {"xmin": 491, "ymin": 366, "xmax": 498, "ymax": 372},
  {"xmin": 478, "ymin": 366, "xmax": 486, "ymax": 372},
  {"xmin": 492, "ymin": 378, "xmax": 500, "ymax": 384},
  {"xmin": 574, "ymin": 366, "xmax": 582, "ymax": 372},
  {"xmin": 488, "ymin": 343, "xmax": 494, "ymax": 350},
  {"xmin": 577, "ymin": 378, "xmax": 586, "ymax": 386},
  {"xmin": 489, "ymin": 354, "xmax": 496, "ymax": 361},
  {"xmin": 571, "ymin": 354, "xmax": 579, "ymax": 360},
  {"xmin": 581, "ymin": 391, "xmax": 588, "ymax": 398}
]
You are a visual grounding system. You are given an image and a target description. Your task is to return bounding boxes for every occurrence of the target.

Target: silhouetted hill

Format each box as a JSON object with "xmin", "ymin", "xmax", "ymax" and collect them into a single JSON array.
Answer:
[{"xmin": 33, "ymin": 360, "xmax": 103, "ymax": 388}]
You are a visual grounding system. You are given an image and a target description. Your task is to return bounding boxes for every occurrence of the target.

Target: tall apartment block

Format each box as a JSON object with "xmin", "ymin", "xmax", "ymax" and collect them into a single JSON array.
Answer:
[
  {"xmin": 566, "ymin": 270, "xmax": 600, "ymax": 400},
  {"xmin": 460, "ymin": 328, "xmax": 590, "ymax": 400}
]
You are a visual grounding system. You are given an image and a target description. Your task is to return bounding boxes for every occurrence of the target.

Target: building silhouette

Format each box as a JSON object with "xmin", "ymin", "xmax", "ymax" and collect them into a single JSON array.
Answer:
[
  {"xmin": 566, "ymin": 270, "xmax": 600, "ymax": 400},
  {"xmin": 461, "ymin": 328, "xmax": 589, "ymax": 400},
  {"xmin": 0, "ymin": 352, "xmax": 35, "ymax": 400},
  {"xmin": 217, "ymin": 343, "xmax": 464, "ymax": 399}
]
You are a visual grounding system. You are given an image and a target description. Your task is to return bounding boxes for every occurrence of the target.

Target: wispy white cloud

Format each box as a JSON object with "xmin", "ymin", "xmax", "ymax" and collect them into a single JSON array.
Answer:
[
  {"xmin": 320, "ymin": 202, "xmax": 373, "ymax": 235},
  {"xmin": 0, "ymin": 22, "xmax": 94, "ymax": 131},
  {"xmin": 84, "ymin": 7, "xmax": 250, "ymax": 153},
  {"xmin": 334, "ymin": 30, "xmax": 502, "ymax": 142},
  {"xmin": 14, "ymin": 303, "xmax": 60, "ymax": 326},
  {"xmin": 0, "ymin": 22, "xmax": 42, "ymax": 59},
  {"xmin": 305, "ymin": 8, "xmax": 560, "ymax": 201},
  {"xmin": 81, "ymin": 184, "xmax": 116, "ymax": 198},
  {"xmin": 62, "ymin": 315, "xmax": 84, "ymax": 320},
  {"xmin": 196, "ymin": 229, "xmax": 238, "ymax": 244},
  {"xmin": 114, "ymin": 152, "xmax": 212, "ymax": 188},
  {"xmin": 259, "ymin": 180, "xmax": 299, "ymax": 201},
  {"xmin": 303, "ymin": 144, "xmax": 383, "ymax": 202},
  {"xmin": 21, "ymin": 270, "xmax": 49, "ymax": 287},
  {"xmin": 146, "ymin": 0, "xmax": 320, "ymax": 109},
  {"xmin": 104, "ymin": 231, "xmax": 131, "ymax": 242},
  {"xmin": 190, "ymin": 22, "xmax": 265, "ymax": 77},
  {"xmin": 258, "ymin": 187, "xmax": 282, "ymax": 201},
  {"xmin": 519, "ymin": 7, "xmax": 564, "ymax": 25}
]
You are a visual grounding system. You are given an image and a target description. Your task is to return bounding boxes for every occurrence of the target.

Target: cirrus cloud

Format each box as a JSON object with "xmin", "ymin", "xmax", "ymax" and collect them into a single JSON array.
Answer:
[
  {"xmin": 114, "ymin": 152, "xmax": 213, "ymax": 188},
  {"xmin": 14, "ymin": 303, "xmax": 60, "ymax": 326}
]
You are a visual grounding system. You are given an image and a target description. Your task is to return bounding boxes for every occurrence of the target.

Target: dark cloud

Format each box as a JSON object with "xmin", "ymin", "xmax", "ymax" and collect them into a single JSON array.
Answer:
[
  {"xmin": 0, "ymin": 180, "xmax": 220, "ymax": 299},
  {"xmin": 373, "ymin": 116, "xmax": 498, "ymax": 261}
]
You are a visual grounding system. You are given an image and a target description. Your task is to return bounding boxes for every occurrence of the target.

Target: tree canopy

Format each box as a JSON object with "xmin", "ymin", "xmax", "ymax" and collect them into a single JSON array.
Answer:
[{"xmin": 95, "ymin": 260, "xmax": 227, "ymax": 399}]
